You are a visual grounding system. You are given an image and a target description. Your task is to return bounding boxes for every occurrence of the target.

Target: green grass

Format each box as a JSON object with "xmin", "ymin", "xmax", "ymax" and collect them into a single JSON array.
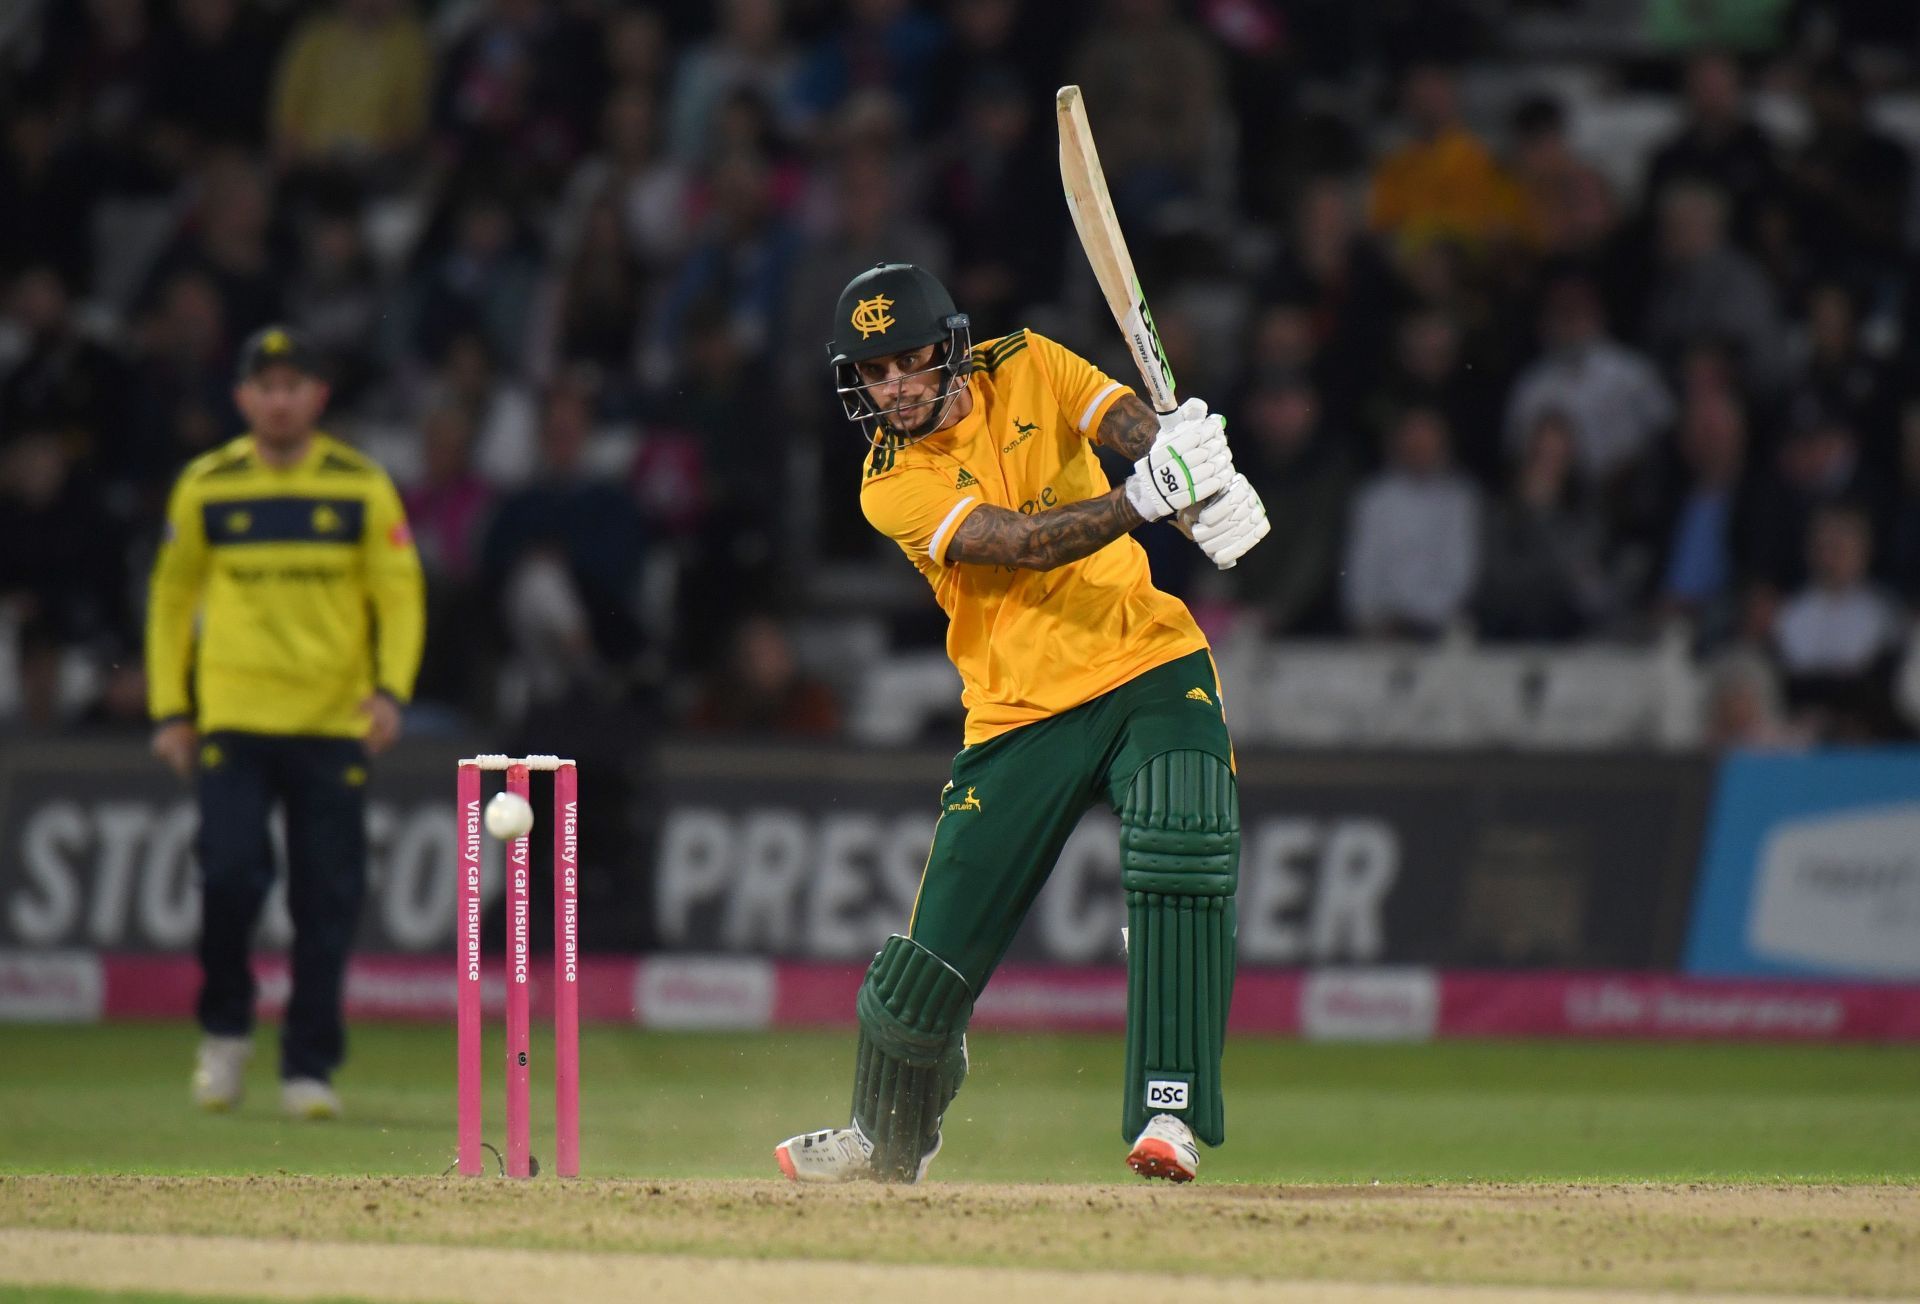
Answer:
[{"xmin": 3, "ymin": 1023, "xmax": 1917, "ymax": 1183}]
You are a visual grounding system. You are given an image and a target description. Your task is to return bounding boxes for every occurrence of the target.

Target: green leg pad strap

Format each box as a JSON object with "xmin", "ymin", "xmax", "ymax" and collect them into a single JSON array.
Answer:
[
  {"xmin": 851, "ymin": 934, "xmax": 973, "ymax": 1181},
  {"xmin": 1120, "ymin": 750, "xmax": 1239, "ymax": 1147}
]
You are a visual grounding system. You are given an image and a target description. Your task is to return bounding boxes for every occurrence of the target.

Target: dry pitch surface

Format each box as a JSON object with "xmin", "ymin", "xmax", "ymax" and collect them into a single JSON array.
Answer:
[
  {"xmin": 1, "ymin": 1177, "xmax": 1916, "ymax": 1303},
  {"xmin": 7, "ymin": 1029, "xmax": 1919, "ymax": 1300}
]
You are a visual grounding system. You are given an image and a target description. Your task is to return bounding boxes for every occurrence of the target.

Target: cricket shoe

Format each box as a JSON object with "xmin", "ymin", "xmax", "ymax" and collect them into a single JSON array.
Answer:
[
  {"xmin": 1127, "ymin": 1113, "xmax": 1200, "ymax": 1183},
  {"xmin": 281, "ymin": 1078, "xmax": 342, "ymax": 1120},
  {"xmin": 192, "ymin": 1034, "xmax": 252, "ymax": 1112},
  {"xmin": 775, "ymin": 1125, "xmax": 871, "ymax": 1183},
  {"xmin": 774, "ymin": 1123, "xmax": 942, "ymax": 1184}
]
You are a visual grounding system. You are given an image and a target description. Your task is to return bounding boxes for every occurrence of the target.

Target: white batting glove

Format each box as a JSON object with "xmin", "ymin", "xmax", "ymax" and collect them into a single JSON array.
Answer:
[
  {"xmin": 1157, "ymin": 396, "xmax": 1228, "ymax": 521},
  {"xmin": 1124, "ymin": 413, "xmax": 1234, "ymax": 521},
  {"xmin": 1156, "ymin": 396, "xmax": 1208, "ymax": 436},
  {"xmin": 1182, "ymin": 472, "xmax": 1269, "ymax": 569}
]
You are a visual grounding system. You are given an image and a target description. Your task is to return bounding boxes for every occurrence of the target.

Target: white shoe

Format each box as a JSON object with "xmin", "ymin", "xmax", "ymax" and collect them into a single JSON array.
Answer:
[
  {"xmin": 281, "ymin": 1078, "xmax": 341, "ymax": 1120},
  {"xmin": 775, "ymin": 1122, "xmax": 943, "ymax": 1184},
  {"xmin": 192, "ymin": 1035, "xmax": 252, "ymax": 1112},
  {"xmin": 1127, "ymin": 1113, "xmax": 1199, "ymax": 1182},
  {"xmin": 774, "ymin": 1125, "xmax": 873, "ymax": 1183}
]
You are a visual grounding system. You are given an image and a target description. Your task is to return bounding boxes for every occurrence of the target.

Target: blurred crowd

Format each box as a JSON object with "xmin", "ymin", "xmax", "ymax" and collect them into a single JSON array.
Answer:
[{"xmin": 4, "ymin": 0, "xmax": 1920, "ymax": 746}]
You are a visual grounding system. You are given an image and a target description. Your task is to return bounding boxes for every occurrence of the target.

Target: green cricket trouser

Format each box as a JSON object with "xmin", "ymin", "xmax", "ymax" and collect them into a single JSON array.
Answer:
[{"xmin": 906, "ymin": 648, "xmax": 1234, "ymax": 992}]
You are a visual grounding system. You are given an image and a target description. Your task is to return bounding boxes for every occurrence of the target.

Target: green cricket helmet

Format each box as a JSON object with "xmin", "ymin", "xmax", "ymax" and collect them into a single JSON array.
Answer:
[{"xmin": 828, "ymin": 262, "xmax": 972, "ymax": 443}]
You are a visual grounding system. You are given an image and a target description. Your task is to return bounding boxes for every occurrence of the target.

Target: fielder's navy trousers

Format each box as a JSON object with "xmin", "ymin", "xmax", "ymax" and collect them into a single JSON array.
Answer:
[{"xmin": 194, "ymin": 731, "xmax": 368, "ymax": 1082}]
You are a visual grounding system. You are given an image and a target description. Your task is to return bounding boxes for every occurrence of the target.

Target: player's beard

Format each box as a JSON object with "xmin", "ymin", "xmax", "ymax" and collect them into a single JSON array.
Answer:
[{"xmin": 872, "ymin": 375, "xmax": 961, "ymax": 444}]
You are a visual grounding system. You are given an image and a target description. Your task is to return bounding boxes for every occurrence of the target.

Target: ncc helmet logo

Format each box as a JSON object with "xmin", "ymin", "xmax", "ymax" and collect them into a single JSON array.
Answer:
[{"xmin": 850, "ymin": 294, "xmax": 896, "ymax": 339}]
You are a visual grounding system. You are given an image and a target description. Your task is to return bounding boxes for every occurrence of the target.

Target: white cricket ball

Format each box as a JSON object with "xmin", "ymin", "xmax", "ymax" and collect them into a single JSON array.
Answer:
[{"xmin": 484, "ymin": 791, "xmax": 535, "ymax": 841}]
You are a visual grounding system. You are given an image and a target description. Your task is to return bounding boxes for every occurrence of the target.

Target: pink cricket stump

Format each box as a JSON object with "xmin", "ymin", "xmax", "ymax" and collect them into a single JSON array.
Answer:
[
  {"xmin": 455, "ymin": 763, "xmax": 484, "ymax": 1176},
  {"xmin": 504, "ymin": 763, "xmax": 533, "ymax": 1179},
  {"xmin": 553, "ymin": 762, "xmax": 580, "ymax": 1177}
]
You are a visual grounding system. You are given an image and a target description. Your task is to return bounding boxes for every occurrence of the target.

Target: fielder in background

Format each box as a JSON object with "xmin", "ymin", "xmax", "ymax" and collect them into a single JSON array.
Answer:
[
  {"xmin": 146, "ymin": 326, "xmax": 425, "ymax": 1120},
  {"xmin": 775, "ymin": 264, "xmax": 1267, "ymax": 1185}
]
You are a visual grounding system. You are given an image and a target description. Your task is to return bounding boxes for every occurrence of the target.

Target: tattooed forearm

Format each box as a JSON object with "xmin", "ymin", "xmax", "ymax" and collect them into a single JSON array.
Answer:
[
  {"xmin": 1096, "ymin": 393, "xmax": 1164, "ymax": 460},
  {"xmin": 947, "ymin": 490, "xmax": 1144, "ymax": 570}
]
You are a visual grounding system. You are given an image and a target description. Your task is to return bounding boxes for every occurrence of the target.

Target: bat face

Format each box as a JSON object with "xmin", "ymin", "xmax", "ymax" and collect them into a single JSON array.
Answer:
[{"xmin": 1056, "ymin": 85, "xmax": 1179, "ymax": 415}]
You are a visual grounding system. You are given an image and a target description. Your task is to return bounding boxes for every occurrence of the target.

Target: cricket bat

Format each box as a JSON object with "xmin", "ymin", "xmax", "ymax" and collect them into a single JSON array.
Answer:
[{"xmin": 1056, "ymin": 84, "xmax": 1179, "ymax": 416}]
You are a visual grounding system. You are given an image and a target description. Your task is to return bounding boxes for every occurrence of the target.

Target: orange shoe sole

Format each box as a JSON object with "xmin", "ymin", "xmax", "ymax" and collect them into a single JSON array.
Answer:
[
  {"xmin": 1127, "ymin": 1137, "xmax": 1195, "ymax": 1182},
  {"xmin": 774, "ymin": 1145, "xmax": 798, "ymax": 1182}
]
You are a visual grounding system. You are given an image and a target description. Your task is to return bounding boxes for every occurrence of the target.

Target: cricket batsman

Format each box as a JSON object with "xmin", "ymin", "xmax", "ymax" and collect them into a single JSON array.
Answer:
[
  {"xmin": 147, "ymin": 326, "xmax": 425, "ymax": 1119},
  {"xmin": 775, "ymin": 264, "xmax": 1269, "ymax": 1184}
]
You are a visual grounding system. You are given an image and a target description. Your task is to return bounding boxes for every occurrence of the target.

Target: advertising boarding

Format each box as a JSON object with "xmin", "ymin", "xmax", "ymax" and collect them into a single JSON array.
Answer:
[{"xmin": 1685, "ymin": 749, "xmax": 1920, "ymax": 981}]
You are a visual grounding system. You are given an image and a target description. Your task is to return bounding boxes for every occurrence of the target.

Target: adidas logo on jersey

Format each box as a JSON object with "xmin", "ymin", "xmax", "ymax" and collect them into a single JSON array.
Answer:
[
  {"xmin": 956, "ymin": 468, "xmax": 978, "ymax": 489},
  {"xmin": 1186, "ymin": 687, "xmax": 1213, "ymax": 704}
]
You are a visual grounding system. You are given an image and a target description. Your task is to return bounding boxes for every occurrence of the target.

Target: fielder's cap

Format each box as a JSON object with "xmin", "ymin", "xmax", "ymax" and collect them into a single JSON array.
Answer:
[
  {"xmin": 829, "ymin": 263, "xmax": 963, "ymax": 367},
  {"xmin": 237, "ymin": 325, "xmax": 323, "ymax": 382}
]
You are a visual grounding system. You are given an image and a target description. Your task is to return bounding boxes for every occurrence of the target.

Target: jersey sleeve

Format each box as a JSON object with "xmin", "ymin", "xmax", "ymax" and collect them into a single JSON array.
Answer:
[
  {"xmin": 860, "ymin": 464, "xmax": 983, "ymax": 569},
  {"xmin": 362, "ymin": 470, "xmax": 427, "ymax": 703},
  {"xmin": 1025, "ymin": 331, "xmax": 1134, "ymax": 444},
  {"xmin": 145, "ymin": 473, "xmax": 209, "ymax": 723}
]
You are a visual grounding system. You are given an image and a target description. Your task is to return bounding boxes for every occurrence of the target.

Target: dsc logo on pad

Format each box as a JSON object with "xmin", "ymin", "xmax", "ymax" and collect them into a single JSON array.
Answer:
[{"xmin": 1145, "ymin": 1079, "xmax": 1189, "ymax": 1110}]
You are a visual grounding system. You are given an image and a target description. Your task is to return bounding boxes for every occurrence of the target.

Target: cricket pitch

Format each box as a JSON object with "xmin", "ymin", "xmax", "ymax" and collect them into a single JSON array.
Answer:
[{"xmin": 1, "ymin": 1177, "xmax": 1915, "ymax": 1302}]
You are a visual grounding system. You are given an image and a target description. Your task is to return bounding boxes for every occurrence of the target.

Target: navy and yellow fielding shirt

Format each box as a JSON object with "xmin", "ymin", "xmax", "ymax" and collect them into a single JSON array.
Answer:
[{"xmin": 146, "ymin": 433, "xmax": 426, "ymax": 738}]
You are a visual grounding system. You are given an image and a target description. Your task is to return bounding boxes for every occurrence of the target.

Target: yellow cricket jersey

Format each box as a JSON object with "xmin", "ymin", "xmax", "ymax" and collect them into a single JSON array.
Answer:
[
  {"xmin": 146, "ymin": 433, "xmax": 426, "ymax": 738},
  {"xmin": 271, "ymin": 13, "xmax": 431, "ymax": 157},
  {"xmin": 1367, "ymin": 127, "xmax": 1533, "ymax": 250},
  {"xmin": 860, "ymin": 330, "xmax": 1208, "ymax": 744}
]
